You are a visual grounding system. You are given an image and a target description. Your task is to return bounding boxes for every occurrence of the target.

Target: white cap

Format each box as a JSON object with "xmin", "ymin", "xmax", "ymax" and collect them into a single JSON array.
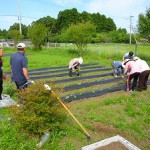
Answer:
[
  {"xmin": 78, "ymin": 57, "xmax": 83, "ymax": 64},
  {"xmin": 17, "ymin": 43, "xmax": 26, "ymax": 48},
  {"xmin": 133, "ymin": 56, "xmax": 139, "ymax": 61}
]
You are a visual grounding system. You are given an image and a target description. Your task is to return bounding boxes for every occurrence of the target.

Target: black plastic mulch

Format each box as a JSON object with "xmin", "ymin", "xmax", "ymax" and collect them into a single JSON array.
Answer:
[
  {"xmin": 28, "ymin": 63, "xmax": 99, "ymax": 72},
  {"xmin": 5, "ymin": 63, "xmax": 99, "ymax": 74},
  {"xmin": 30, "ymin": 68, "xmax": 112, "ymax": 79},
  {"xmin": 61, "ymin": 80, "xmax": 150, "ymax": 102},
  {"xmin": 29, "ymin": 65, "xmax": 105, "ymax": 75},
  {"xmin": 64, "ymin": 77, "xmax": 123, "ymax": 91},
  {"xmin": 53, "ymin": 72, "xmax": 114, "ymax": 84},
  {"xmin": 61, "ymin": 84, "xmax": 126, "ymax": 102}
]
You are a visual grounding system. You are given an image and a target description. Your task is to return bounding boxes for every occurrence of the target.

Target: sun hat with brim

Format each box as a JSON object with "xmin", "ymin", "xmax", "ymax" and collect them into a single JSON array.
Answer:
[
  {"xmin": 17, "ymin": 43, "xmax": 26, "ymax": 48},
  {"xmin": 78, "ymin": 57, "xmax": 83, "ymax": 64},
  {"xmin": 124, "ymin": 59, "xmax": 130, "ymax": 65}
]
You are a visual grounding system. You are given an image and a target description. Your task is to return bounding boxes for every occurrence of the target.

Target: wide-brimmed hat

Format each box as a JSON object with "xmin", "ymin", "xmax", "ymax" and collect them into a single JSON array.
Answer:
[{"xmin": 78, "ymin": 57, "xmax": 83, "ymax": 64}]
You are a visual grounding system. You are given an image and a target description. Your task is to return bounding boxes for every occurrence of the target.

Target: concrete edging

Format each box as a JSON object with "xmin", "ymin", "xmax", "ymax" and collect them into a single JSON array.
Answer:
[{"xmin": 81, "ymin": 135, "xmax": 140, "ymax": 150}]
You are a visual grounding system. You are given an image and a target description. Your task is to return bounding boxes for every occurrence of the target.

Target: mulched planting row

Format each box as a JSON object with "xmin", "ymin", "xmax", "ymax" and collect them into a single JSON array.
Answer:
[
  {"xmin": 5, "ymin": 63, "xmax": 99, "ymax": 74},
  {"xmin": 61, "ymin": 84, "xmax": 126, "ymax": 102},
  {"xmin": 64, "ymin": 77, "xmax": 124, "ymax": 91},
  {"xmin": 51, "ymin": 72, "xmax": 113, "ymax": 84},
  {"xmin": 28, "ymin": 62, "xmax": 99, "ymax": 72},
  {"xmin": 29, "ymin": 65, "xmax": 105, "ymax": 75},
  {"xmin": 61, "ymin": 80, "xmax": 150, "ymax": 102},
  {"xmin": 30, "ymin": 67, "xmax": 112, "ymax": 79}
]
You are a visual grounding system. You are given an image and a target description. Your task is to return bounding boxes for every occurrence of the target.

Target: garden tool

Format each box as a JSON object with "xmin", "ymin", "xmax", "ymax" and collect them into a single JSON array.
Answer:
[{"xmin": 44, "ymin": 84, "xmax": 91, "ymax": 142}]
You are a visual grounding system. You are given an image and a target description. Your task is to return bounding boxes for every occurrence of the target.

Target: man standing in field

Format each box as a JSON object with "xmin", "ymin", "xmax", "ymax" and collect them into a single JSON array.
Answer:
[
  {"xmin": 10, "ymin": 43, "xmax": 31, "ymax": 91},
  {"xmin": 69, "ymin": 57, "xmax": 83, "ymax": 77}
]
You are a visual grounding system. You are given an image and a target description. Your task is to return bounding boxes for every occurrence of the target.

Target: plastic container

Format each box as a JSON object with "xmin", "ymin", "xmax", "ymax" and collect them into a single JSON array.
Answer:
[{"xmin": 37, "ymin": 132, "xmax": 50, "ymax": 148}]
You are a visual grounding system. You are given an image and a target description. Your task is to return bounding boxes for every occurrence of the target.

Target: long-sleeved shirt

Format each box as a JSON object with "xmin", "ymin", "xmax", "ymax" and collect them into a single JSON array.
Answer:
[
  {"xmin": 69, "ymin": 58, "xmax": 80, "ymax": 69},
  {"xmin": 124, "ymin": 60, "xmax": 141, "ymax": 75},
  {"xmin": 135, "ymin": 59, "xmax": 150, "ymax": 72}
]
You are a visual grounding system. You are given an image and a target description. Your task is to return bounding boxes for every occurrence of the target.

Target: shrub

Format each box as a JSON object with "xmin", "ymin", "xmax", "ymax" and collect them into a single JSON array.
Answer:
[{"xmin": 9, "ymin": 82, "xmax": 67, "ymax": 135}]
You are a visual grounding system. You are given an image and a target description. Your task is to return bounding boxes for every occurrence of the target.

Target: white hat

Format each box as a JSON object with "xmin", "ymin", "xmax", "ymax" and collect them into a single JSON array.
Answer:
[
  {"xmin": 17, "ymin": 43, "xmax": 26, "ymax": 48},
  {"xmin": 124, "ymin": 59, "xmax": 130, "ymax": 65},
  {"xmin": 78, "ymin": 57, "xmax": 83, "ymax": 64},
  {"xmin": 133, "ymin": 56, "xmax": 139, "ymax": 61}
]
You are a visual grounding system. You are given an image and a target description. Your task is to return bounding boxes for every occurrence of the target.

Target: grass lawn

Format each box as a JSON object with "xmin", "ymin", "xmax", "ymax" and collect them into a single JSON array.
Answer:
[{"xmin": 0, "ymin": 43, "xmax": 150, "ymax": 150}]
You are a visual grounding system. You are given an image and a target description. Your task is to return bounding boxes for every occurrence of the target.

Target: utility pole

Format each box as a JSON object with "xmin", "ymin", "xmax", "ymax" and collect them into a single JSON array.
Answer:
[
  {"xmin": 18, "ymin": 0, "xmax": 22, "ymax": 34},
  {"xmin": 130, "ymin": 16, "xmax": 134, "ymax": 44}
]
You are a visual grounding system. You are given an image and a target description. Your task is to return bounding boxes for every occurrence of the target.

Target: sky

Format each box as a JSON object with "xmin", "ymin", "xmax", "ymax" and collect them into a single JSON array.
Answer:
[{"xmin": 0, "ymin": 0, "xmax": 150, "ymax": 33}]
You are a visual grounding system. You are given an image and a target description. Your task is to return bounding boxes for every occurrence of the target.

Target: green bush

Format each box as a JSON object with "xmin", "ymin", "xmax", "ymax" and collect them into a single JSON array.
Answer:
[{"xmin": 9, "ymin": 82, "xmax": 67, "ymax": 135}]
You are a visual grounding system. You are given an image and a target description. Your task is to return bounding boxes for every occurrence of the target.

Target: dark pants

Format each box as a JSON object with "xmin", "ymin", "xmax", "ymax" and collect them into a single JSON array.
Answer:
[
  {"xmin": 126, "ymin": 72, "xmax": 140, "ymax": 91},
  {"xmin": 138, "ymin": 70, "xmax": 150, "ymax": 91},
  {"xmin": 69, "ymin": 66, "xmax": 80, "ymax": 77},
  {"xmin": 15, "ymin": 80, "xmax": 28, "ymax": 91}
]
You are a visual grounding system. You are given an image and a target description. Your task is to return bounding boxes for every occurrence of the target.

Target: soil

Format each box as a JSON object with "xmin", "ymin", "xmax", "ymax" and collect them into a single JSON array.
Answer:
[{"xmin": 95, "ymin": 142, "xmax": 128, "ymax": 150}]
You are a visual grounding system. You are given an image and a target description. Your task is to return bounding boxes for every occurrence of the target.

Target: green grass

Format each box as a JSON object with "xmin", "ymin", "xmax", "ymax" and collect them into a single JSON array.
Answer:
[{"xmin": 0, "ymin": 43, "xmax": 150, "ymax": 150}]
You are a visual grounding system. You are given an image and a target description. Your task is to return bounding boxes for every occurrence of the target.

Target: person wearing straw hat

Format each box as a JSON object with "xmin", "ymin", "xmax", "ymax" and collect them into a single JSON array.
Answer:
[
  {"xmin": 0, "ymin": 44, "xmax": 6, "ymax": 100},
  {"xmin": 69, "ymin": 57, "xmax": 83, "ymax": 77},
  {"xmin": 123, "ymin": 59, "xmax": 140, "ymax": 92},
  {"xmin": 133, "ymin": 56, "xmax": 150, "ymax": 91}
]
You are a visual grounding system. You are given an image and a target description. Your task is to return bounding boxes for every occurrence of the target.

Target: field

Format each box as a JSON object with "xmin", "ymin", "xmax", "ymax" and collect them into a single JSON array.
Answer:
[{"xmin": 0, "ymin": 43, "xmax": 150, "ymax": 150}]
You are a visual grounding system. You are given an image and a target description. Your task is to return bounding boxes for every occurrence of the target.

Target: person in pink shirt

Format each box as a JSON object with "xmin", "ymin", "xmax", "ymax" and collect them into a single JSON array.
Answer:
[
  {"xmin": 69, "ymin": 57, "xmax": 83, "ymax": 77},
  {"xmin": 123, "ymin": 59, "xmax": 141, "ymax": 92},
  {"xmin": 133, "ymin": 57, "xmax": 150, "ymax": 91}
]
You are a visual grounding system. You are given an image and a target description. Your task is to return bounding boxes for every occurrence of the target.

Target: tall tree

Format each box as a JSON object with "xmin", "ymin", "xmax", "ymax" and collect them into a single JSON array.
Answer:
[
  {"xmin": 56, "ymin": 8, "xmax": 80, "ymax": 33},
  {"xmin": 27, "ymin": 22, "xmax": 48, "ymax": 49},
  {"xmin": 8, "ymin": 30, "xmax": 24, "ymax": 46},
  {"xmin": 138, "ymin": 8, "xmax": 150, "ymax": 42},
  {"xmin": 66, "ymin": 22, "xmax": 96, "ymax": 55},
  {"xmin": 36, "ymin": 16, "xmax": 56, "ymax": 34},
  {"xmin": 9, "ymin": 23, "xmax": 28, "ymax": 38}
]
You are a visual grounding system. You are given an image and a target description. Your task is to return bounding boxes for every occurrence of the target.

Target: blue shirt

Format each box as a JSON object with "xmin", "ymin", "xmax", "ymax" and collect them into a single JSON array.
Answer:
[
  {"xmin": 10, "ymin": 52, "xmax": 28, "ymax": 83},
  {"xmin": 112, "ymin": 61, "xmax": 122, "ymax": 68}
]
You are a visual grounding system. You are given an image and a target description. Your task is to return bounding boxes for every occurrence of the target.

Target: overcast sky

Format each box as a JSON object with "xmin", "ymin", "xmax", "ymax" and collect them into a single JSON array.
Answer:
[{"xmin": 0, "ymin": 0, "xmax": 149, "ymax": 32}]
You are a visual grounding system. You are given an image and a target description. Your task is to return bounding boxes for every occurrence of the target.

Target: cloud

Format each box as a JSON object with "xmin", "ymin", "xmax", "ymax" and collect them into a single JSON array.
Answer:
[
  {"xmin": 85, "ymin": 0, "xmax": 141, "ymax": 17},
  {"xmin": 84, "ymin": 0, "xmax": 148, "ymax": 31}
]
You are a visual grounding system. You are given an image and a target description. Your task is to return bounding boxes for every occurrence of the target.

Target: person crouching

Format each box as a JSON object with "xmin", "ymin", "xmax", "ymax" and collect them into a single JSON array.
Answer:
[{"xmin": 69, "ymin": 57, "xmax": 83, "ymax": 78}]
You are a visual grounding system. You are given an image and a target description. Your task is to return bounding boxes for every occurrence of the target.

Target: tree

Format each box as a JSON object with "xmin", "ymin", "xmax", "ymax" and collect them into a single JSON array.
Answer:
[
  {"xmin": 9, "ymin": 23, "xmax": 28, "ymax": 38},
  {"xmin": 27, "ymin": 22, "xmax": 48, "ymax": 49},
  {"xmin": 66, "ymin": 22, "xmax": 96, "ymax": 55},
  {"xmin": 138, "ymin": 8, "xmax": 150, "ymax": 42},
  {"xmin": 56, "ymin": 8, "xmax": 80, "ymax": 33},
  {"xmin": 8, "ymin": 30, "xmax": 24, "ymax": 47}
]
